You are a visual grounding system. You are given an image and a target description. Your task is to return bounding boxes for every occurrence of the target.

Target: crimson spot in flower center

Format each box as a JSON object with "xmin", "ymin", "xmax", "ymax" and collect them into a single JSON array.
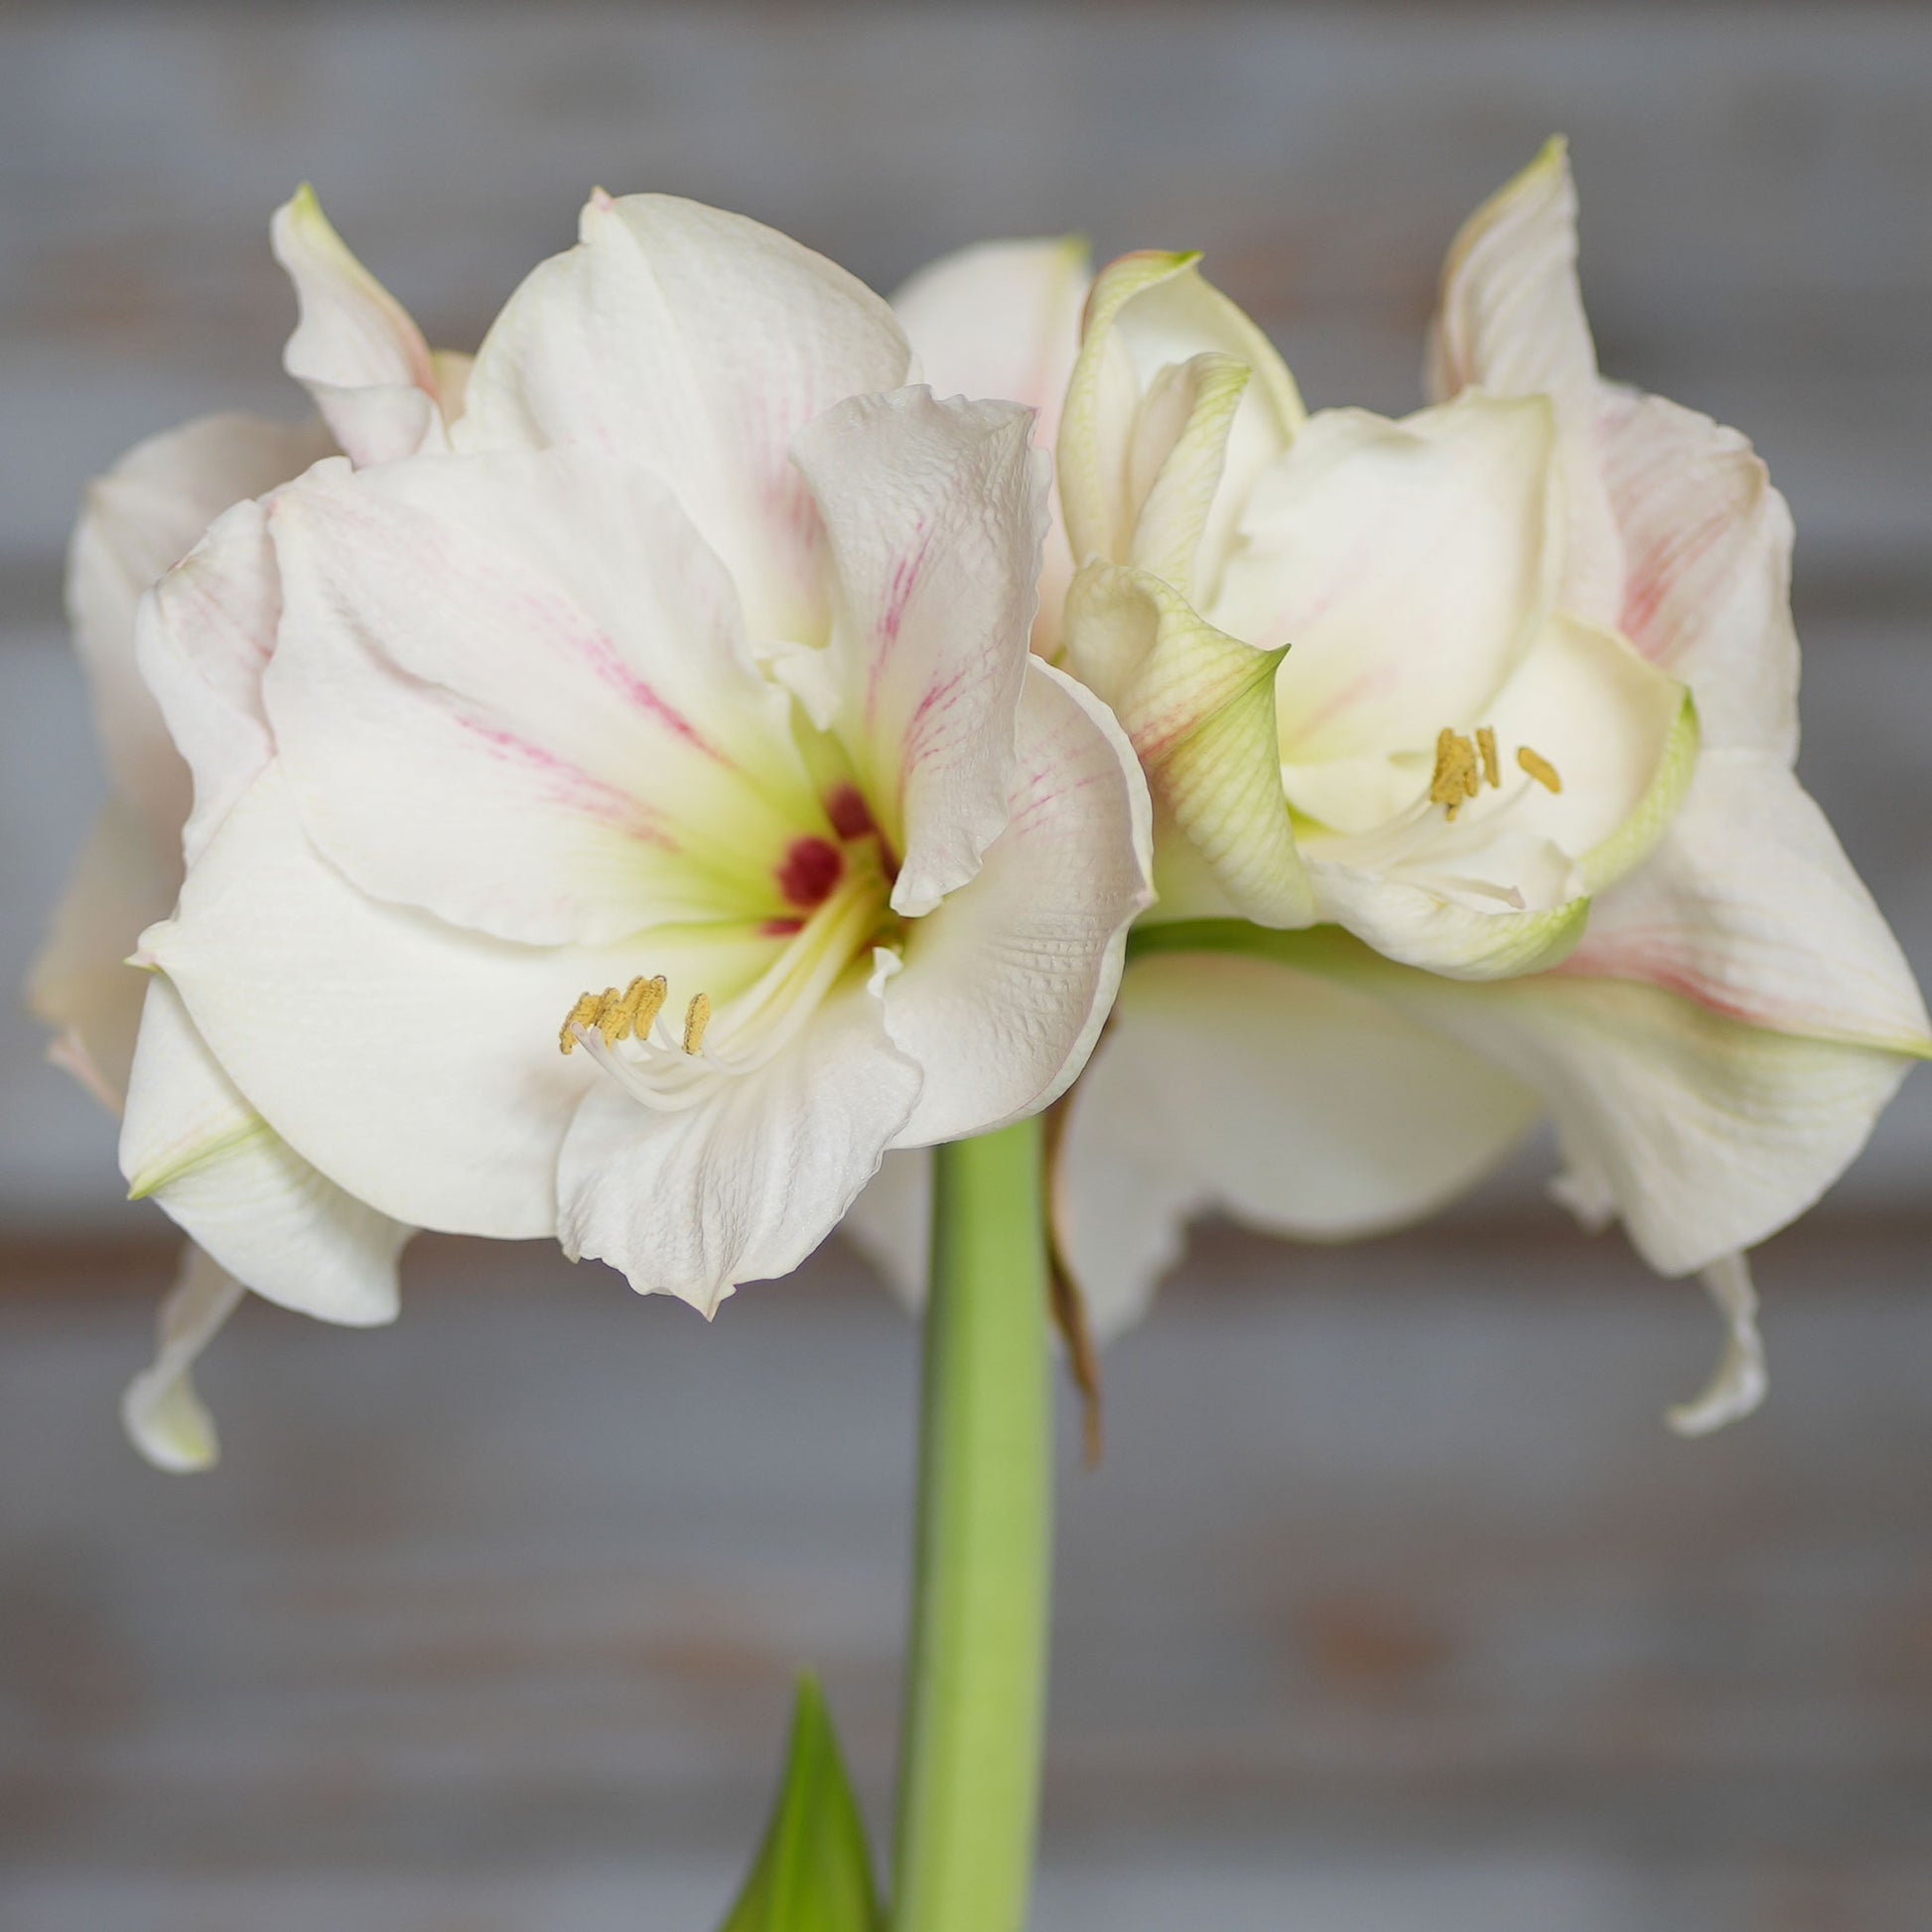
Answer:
[{"xmin": 777, "ymin": 836, "xmax": 844, "ymax": 909}]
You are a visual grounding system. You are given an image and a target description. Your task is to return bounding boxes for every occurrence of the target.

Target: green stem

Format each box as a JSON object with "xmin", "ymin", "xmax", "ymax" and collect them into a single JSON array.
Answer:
[{"xmin": 891, "ymin": 1117, "xmax": 1052, "ymax": 1932}]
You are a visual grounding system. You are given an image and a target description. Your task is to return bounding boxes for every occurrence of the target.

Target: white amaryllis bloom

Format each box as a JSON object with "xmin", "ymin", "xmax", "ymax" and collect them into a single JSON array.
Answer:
[
  {"xmin": 30, "ymin": 188, "xmax": 459, "ymax": 1467},
  {"xmin": 855, "ymin": 145, "xmax": 1928, "ymax": 1432},
  {"xmin": 120, "ymin": 195, "xmax": 1151, "ymax": 1355}
]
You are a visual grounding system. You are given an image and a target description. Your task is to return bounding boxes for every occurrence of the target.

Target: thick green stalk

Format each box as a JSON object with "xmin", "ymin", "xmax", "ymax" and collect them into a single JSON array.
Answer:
[{"xmin": 891, "ymin": 1117, "xmax": 1052, "ymax": 1932}]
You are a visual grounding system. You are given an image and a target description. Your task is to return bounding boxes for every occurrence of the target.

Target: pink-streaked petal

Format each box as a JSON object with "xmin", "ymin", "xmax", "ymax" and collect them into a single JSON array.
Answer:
[
  {"xmin": 885, "ymin": 659, "xmax": 1153, "ymax": 1148},
  {"xmin": 456, "ymin": 192, "xmax": 909, "ymax": 636},
  {"xmin": 792, "ymin": 387, "xmax": 1048, "ymax": 916},
  {"xmin": 141, "ymin": 762, "xmax": 755, "ymax": 1240},
  {"xmin": 69, "ymin": 410, "xmax": 329, "ymax": 841},
  {"xmin": 557, "ymin": 953, "xmax": 922, "ymax": 1315},
  {"xmin": 121, "ymin": 974, "xmax": 410, "ymax": 1325},
  {"xmin": 271, "ymin": 185, "xmax": 446, "ymax": 466},
  {"xmin": 1595, "ymin": 385, "xmax": 1800, "ymax": 760},
  {"xmin": 1562, "ymin": 749, "xmax": 1931, "ymax": 1054},
  {"xmin": 264, "ymin": 450, "xmax": 816, "ymax": 945},
  {"xmin": 893, "ymin": 235, "xmax": 1091, "ymax": 660}
]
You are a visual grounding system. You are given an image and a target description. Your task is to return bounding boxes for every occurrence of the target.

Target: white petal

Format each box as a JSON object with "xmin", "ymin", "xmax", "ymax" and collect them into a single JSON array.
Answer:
[
  {"xmin": 1565, "ymin": 749, "xmax": 1932, "ymax": 1053},
  {"xmin": 1596, "ymin": 385, "xmax": 1800, "ymax": 760},
  {"xmin": 1665, "ymin": 1251, "xmax": 1768, "ymax": 1437},
  {"xmin": 1063, "ymin": 562, "xmax": 1313, "ymax": 929},
  {"xmin": 121, "ymin": 1244, "xmax": 245, "ymax": 1473},
  {"xmin": 141, "ymin": 761, "xmax": 737, "ymax": 1239},
  {"xmin": 456, "ymin": 192, "xmax": 909, "ymax": 636},
  {"xmin": 27, "ymin": 794, "xmax": 180, "ymax": 1109},
  {"xmin": 1425, "ymin": 137, "xmax": 1622, "ymax": 625},
  {"xmin": 885, "ymin": 659, "xmax": 1153, "ymax": 1147},
  {"xmin": 69, "ymin": 411, "xmax": 328, "ymax": 839},
  {"xmin": 1428, "ymin": 138, "xmax": 1597, "ymax": 423},
  {"xmin": 1221, "ymin": 393, "xmax": 1561, "ymax": 767},
  {"xmin": 1482, "ymin": 615, "xmax": 1698, "ymax": 890},
  {"xmin": 1305, "ymin": 858, "xmax": 1590, "ymax": 982},
  {"xmin": 792, "ymin": 387, "xmax": 1048, "ymax": 916},
  {"xmin": 1371, "ymin": 962, "xmax": 1919, "ymax": 1277},
  {"xmin": 1060, "ymin": 250, "xmax": 1304, "ymax": 580},
  {"xmin": 271, "ymin": 186, "xmax": 446, "ymax": 466},
  {"xmin": 1055, "ymin": 949, "xmax": 1541, "ymax": 1336},
  {"xmin": 893, "ymin": 236, "xmax": 1090, "ymax": 660},
  {"xmin": 264, "ymin": 450, "xmax": 817, "ymax": 945},
  {"xmin": 557, "ymin": 954, "xmax": 923, "ymax": 1314},
  {"xmin": 841, "ymin": 1146, "xmax": 933, "ymax": 1311},
  {"xmin": 134, "ymin": 495, "xmax": 283, "ymax": 866},
  {"xmin": 121, "ymin": 976, "xmax": 409, "ymax": 1324}
]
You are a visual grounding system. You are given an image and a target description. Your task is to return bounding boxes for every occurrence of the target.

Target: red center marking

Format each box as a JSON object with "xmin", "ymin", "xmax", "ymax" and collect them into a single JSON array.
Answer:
[
  {"xmin": 777, "ymin": 836, "xmax": 844, "ymax": 909},
  {"xmin": 825, "ymin": 783, "xmax": 877, "ymax": 842}
]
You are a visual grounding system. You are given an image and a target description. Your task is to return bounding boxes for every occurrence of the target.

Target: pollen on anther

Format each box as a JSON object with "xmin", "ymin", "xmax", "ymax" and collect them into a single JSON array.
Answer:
[
  {"xmin": 1430, "ymin": 728, "xmax": 1481, "ymax": 820},
  {"xmin": 1476, "ymin": 726, "xmax": 1502, "ymax": 790},
  {"xmin": 1518, "ymin": 746, "xmax": 1564, "ymax": 793},
  {"xmin": 559, "ymin": 993, "xmax": 603, "ymax": 1055},
  {"xmin": 682, "ymin": 992, "xmax": 712, "ymax": 1056}
]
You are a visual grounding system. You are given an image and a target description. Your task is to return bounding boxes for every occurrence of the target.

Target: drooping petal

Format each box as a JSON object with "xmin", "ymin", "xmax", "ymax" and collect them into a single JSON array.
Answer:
[
  {"xmin": 271, "ymin": 185, "xmax": 447, "ymax": 466},
  {"xmin": 134, "ymin": 495, "xmax": 283, "ymax": 866},
  {"xmin": 1563, "ymin": 749, "xmax": 1932, "ymax": 1054},
  {"xmin": 1665, "ymin": 1251, "xmax": 1768, "ymax": 1437},
  {"xmin": 27, "ymin": 793, "xmax": 180, "ymax": 1109},
  {"xmin": 557, "ymin": 953, "xmax": 923, "ymax": 1315},
  {"xmin": 1064, "ymin": 561, "xmax": 1313, "ymax": 928},
  {"xmin": 884, "ymin": 660, "xmax": 1153, "ymax": 1147},
  {"xmin": 792, "ymin": 387, "xmax": 1048, "ymax": 916},
  {"xmin": 140, "ymin": 762, "xmax": 752, "ymax": 1240},
  {"xmin": 121, "ymin": 1244, "xmax": 245, "ymax": 1473},
  {"xmin": 1371, "ymin": 961, "xmax": 1920, "ymax": 1278},
  {"xmin": 456, "ymin": 193, "xmax": 910, "ymax": 637},
  {"xmin": 892, "ymin": 236, "xmax": 1090, "ymax": 659},
  {"xmin": 1425, "ymin": 137, "xmax": 1621, "ymax": 625},
  {"xmin": 1054, "ymin": 949, "xmax": 1541, "ymax": 1336},
  {"xmin": 1059, "ymin": 250, "xmax": 1304, "ymax": 587},
  {"xmin": 1596, "ymin": 384, "xmax": 1800, "ymax": 761},
  {"xmin": 68, "ymin": 411, "xmax": 329, "ymax": 840},
  {"xmin": 121, "ymin": 975, "xmax": 409, "ymax": 1324},
  {"xmin": 1222, "ymin": 393, "xmax": 1562, "ymax": 770},
  {"xmin": 264, "ymin": 450, "xmax": 816, "ymax": 945}
]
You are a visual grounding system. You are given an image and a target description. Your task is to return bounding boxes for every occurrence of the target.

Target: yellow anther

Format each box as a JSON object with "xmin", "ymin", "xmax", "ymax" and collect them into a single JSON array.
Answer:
[
  {"xmin": 1429, "ymin": 728, "xmax": 1481, "ymax": 821},
  {"xmin": 559, "ymin": 993, "xmax": 603, "ymax": 1055},
  {"xmin": 619, "ymin": 974, "xmax": 669, "ymax": 1040},
  {"xmin": 1517, "ymin": 746, "xmax": 1563, "ymax": 793},
  {"xmin": 1476, "ymin": 725, "xmax": 1502, "ymax": 790},
  {"xmin": 682, "ymin": 992, "xmax": 713, "ymax": 1056}
]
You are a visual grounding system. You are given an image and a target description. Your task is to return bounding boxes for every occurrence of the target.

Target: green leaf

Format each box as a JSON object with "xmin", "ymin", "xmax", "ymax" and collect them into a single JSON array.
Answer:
[{"xmin": 716, "ymin": 1674, "xmax": 883, "ymax": 1932}]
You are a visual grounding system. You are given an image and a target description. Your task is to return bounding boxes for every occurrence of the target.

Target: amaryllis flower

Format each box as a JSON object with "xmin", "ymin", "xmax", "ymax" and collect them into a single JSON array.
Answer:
[
  {"xmin": 30, "ymin": 189, "xmax": 460, "ymax": 1466},
  {"xmin": 856, "ymin": 146, "xmax": 1927, "ymax": 1431},
  {"xmin": 120, "ymin": 195, "xmax": 1151, "ymax": 1382}
]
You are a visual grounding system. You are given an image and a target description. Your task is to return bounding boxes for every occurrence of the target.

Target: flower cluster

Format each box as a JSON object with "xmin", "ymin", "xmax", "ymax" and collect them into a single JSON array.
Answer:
[{"xmin": 35, "ymin": 144, "xmax": 1924, "ymax": 1465}]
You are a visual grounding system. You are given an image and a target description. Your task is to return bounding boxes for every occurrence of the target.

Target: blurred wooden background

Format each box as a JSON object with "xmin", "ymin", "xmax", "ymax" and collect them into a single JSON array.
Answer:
[{"xmin": 3, "ymin": 5, "xmax": 1930, "ymax": 1928}]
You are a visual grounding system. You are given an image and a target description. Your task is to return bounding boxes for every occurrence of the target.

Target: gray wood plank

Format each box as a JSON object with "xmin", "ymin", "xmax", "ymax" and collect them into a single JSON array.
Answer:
[{"xmin": 3, "ymin": 1223, "xmax": 1931, "ymax": 1926}]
